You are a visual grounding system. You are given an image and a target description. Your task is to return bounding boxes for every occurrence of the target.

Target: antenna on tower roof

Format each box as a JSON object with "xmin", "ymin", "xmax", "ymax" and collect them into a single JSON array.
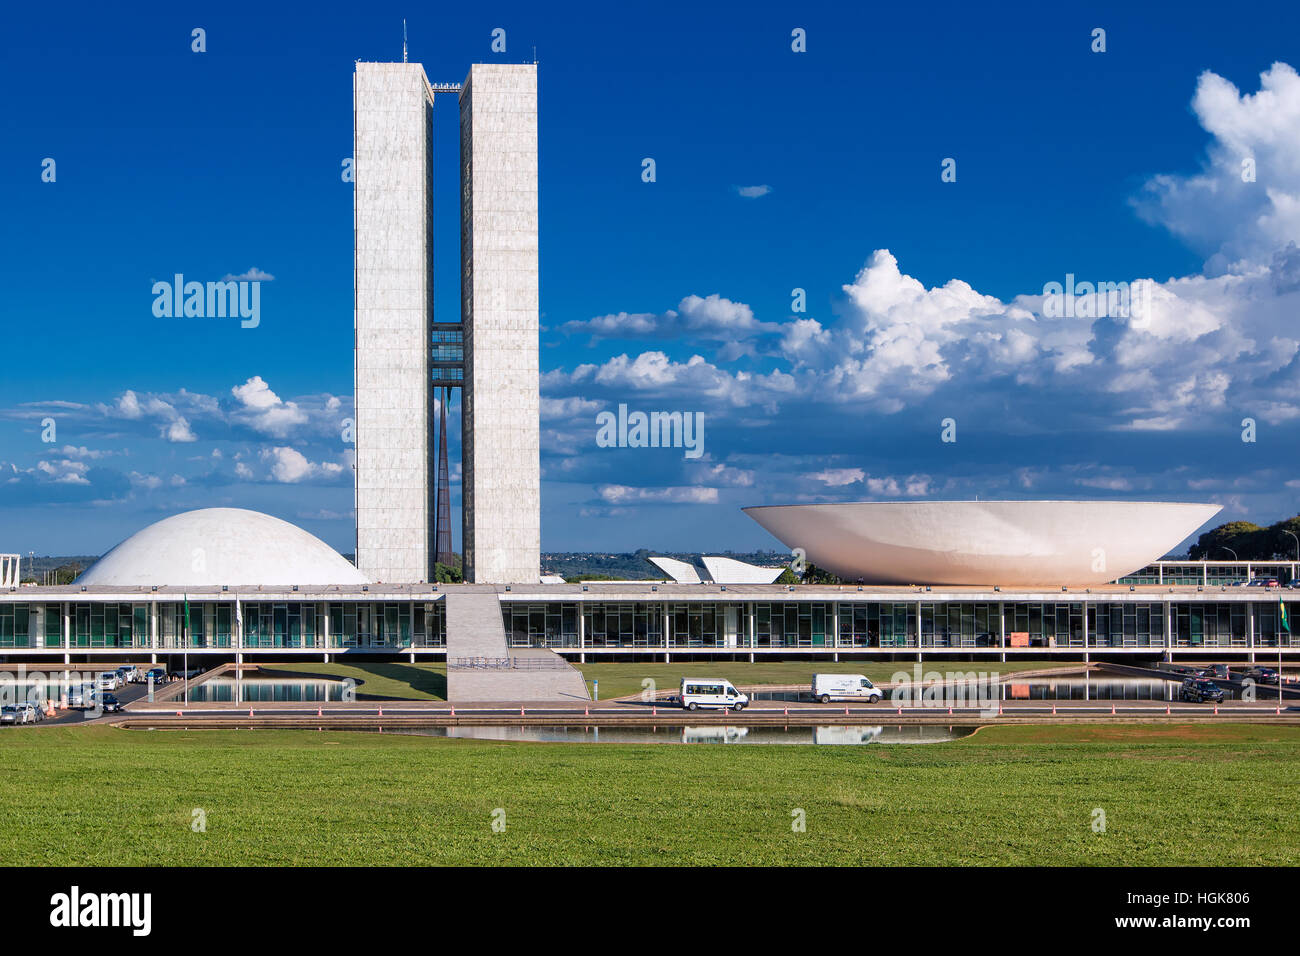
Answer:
[{"xmin": 403, "ymin": 19, "xmax": 408, "ymax": 63}]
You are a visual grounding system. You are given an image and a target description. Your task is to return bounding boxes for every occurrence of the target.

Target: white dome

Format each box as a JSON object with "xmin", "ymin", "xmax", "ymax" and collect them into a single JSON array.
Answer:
[{"xmin": 76, "ymin": 508, "xmax": 369, "ymax": 587}]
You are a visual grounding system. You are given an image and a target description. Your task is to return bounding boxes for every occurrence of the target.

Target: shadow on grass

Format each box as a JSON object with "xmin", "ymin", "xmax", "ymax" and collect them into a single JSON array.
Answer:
[
  {"xmin": 351, "ymin": 662, "xmax": 447, "ymax": 700},
  {"xmin": 263, "ymin": 662, "xmax": 447, "ymax": 700}
]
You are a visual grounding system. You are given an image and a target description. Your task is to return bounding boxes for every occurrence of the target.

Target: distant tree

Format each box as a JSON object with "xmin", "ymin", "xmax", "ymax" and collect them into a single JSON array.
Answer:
[
  {"xmin": 799, "ymin": 563, "xmax": 842, "ymax": 585},
  {"xmin": 1188, "ymin": 517, "xmax": 1300, "ymax": 561},
  {"xmin": 774, "ymin": 567, "xmax": 799, "ymax": 585},
  {"xmin": 433, "ymin": 561, "xmax": 463, "ymax": 583},
  {"xmin": 46, "ymin": 564, "xmax": 83, "ymax": 586}
]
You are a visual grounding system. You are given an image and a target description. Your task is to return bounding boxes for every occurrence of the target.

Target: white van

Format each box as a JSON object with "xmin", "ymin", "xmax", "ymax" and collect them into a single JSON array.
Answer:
[
  {"xmin": 680, "ymin": 678, "xmax": 749, "ymax": 712},
  {"xmin": 812, "ymin": 674, "xmax": 883, "ymax": 704}
]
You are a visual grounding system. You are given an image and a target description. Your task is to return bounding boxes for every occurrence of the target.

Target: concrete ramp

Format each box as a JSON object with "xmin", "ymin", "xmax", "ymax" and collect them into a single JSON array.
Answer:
[
  {"xmin": 445, "ymin": 587, "xmax": 511, "ymax": 658},
  {"xmin": 445, "ymin": 588, "xmax": 590, "ymax": 702}
]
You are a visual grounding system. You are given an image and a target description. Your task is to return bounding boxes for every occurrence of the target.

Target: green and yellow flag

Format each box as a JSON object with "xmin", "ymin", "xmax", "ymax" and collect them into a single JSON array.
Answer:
[{"xmin": 1282, "ymin": 600, "xmax": 1290, "ymax": 633}]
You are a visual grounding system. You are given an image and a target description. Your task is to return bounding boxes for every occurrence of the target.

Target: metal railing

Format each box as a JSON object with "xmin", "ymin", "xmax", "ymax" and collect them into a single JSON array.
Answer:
[{"xmin": 449, "ymin": 656, "xmax": 570, "ymax": 671}]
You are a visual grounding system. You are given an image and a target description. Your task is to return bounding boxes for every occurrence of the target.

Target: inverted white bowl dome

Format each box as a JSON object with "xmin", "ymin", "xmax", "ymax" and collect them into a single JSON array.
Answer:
[
  {"xmin": 75, "ymin": 508, "xmax": 369, "ymax": 587},
  {"xmin": 742, "ymin": 500, "xmax": 1221, "ymax": 586}
]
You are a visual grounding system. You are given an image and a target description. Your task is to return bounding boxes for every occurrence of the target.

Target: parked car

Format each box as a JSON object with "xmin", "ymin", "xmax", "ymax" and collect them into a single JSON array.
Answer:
[
  {"xmin": 100, "ymin": 693, "xmax": 123, "ymax": 713},
  {"xmin": 679, "ymin": 678, "xmax": 749, "ymax": 712},
  {"xmin": 1247, "ymin": 578, "xmax": 1279, "ymax": 588},
  {"xmin": 1244, "ymin": 666, "xmax": 1280, "ymax": 685},
  {"xmin": 1, "ymin": 704, "xmax": 38, "ymax": 725},
  {"xmin": 1181, "ymin": 678, "xmax": 1225, "ymax": 703},
  {"xmin": 97, "ymin": 671, "xmax": 121, "ymax": 691},
  {"xmin": 66, "ymin": 684, "xmax": 96, "ymax": 708},
  {"xmin": 812, "ymin": 673, "xmax": 883, "ymax": 704},
  {"xmin": 1198, "ymin": 664, "xmax": 1231, "ymax": 680},
  {"xmin": 144, "ymin": 667, "xmax": 168, "ymax": 685},
  {"xmin": 115, "ymin": 665, "xmax": 138, "ymax": 684},
  {"xmin": 1287, "ymin": 579, "xmax": 1300, "ymax": 589}
]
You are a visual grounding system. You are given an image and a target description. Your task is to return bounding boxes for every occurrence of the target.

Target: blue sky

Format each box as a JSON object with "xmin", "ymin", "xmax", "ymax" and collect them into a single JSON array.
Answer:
[{"xmin": 2, "ymin": 0, "xmax": 1299, "ymax": 557}]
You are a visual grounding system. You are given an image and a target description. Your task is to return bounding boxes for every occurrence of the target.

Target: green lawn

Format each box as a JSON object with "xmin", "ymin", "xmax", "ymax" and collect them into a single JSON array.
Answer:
[
  {"xmin": 257, "ymin": 659, "xmax": 1081, "ymax": 702},
  {"xmin": 578, "ymin": 658, "xmax": 1084, "ymax": 700},
  {"xmin": 2, "ymin": 723, "xmax": 1297, "ymax": 866},
  {"xmin": 260, "ymin": 662, "xmax": 446, "ymax": 699}
]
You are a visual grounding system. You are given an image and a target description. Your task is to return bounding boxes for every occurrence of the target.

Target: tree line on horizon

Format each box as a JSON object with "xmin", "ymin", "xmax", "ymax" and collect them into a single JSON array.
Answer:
[{"xmin": 1188, "ymin": 514, "xmax": 1300, "ymax": 562}]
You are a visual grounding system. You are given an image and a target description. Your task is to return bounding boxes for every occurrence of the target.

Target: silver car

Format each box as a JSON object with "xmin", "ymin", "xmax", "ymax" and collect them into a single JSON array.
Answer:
[{"xmin": 0, "ymin": 704, "xmax": 37, "ymax": 725}]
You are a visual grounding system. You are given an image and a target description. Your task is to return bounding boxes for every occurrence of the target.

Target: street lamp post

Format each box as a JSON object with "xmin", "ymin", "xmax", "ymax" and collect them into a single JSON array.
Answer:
[{"xmin": 1281, "ymin": 530, "xmax": 1299, "ymax": 562}]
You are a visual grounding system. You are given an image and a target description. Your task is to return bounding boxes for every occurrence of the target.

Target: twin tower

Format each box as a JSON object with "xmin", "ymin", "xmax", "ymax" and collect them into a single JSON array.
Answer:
[{"xmin": 353, "ymin": 61, "xmax": 540, "ymax": 584}]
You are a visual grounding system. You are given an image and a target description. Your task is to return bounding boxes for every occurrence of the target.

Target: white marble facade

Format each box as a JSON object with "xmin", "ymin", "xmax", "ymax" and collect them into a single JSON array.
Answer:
[
  {"xmin": 460, "ymin": 64, "xmax": 541, "ymax": 584},
  {"xmin": 353, "ymin": 62, "xmax": 435, "ymax": 584}
]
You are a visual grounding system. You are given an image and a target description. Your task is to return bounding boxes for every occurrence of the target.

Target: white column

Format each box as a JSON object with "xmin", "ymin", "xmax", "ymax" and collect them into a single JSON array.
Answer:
[
  {"xmin": 998, "ymin": 600, "xmax": 1006, "ymax": 663},
  {"xmin": 1248, "ymin": 601, "xmax": 1256, "ymax": 662},
  {"xmin": 1165, "ymin": 600, "xmax": 1174, "ymax": 660}
]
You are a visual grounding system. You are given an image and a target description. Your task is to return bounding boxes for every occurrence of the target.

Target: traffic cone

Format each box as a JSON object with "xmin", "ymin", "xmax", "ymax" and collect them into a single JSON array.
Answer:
[
  {"xmin": 1214, "ymin": 704, "xmax": 1218, "ymax": 715},
  {"xmin": 998, "ymin": 703, "xmax": 1003, "ymax": 716},
  {"xmin": 520, "ymin": 706, "xmax": 525, "ymax": 716},
  {"xmin": 317, "ymin": 706, "xmax": 322, "ymax": 717},
  {"xmin": 845, "ymin": 705, "xmax": 850, "ymax": 716},
  {"xmin": 783, "ymin": 705, "xmax": 788, "ymax": 716},
  {"xmin": 1166, "ymin": 704, "xmax": 1171, "ymax": 715},
  {"xmin": 378, "ymin": 706, "xmax": 383, "ymax": 717},
  {"xmin": 652, "ymin": 705, "xmax": 657, "ymax": 716},
  {"xmin": 584, "ymin": 705, "xmax": 589, "ymax": 716},
  {"xmin": 248, "ymin": 708, "xmax": 254, "ymax": 717},
  {"xmin": 1051, "ymin": 703, "xmax": 1056, "ymax": 715},
  {"xmin": 1111, "ymin": 702, "xmax": 1115, "ymax": 715}
]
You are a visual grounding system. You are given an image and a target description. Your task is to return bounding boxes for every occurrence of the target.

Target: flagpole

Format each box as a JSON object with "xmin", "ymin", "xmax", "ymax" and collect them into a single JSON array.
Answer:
[{"xmin": 184, "ymin": 592, "xmax": 189, "ymax": 706}]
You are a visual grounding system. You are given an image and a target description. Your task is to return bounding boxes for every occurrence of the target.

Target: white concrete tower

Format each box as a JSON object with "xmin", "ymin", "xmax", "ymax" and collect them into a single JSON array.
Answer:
[
  {"xmin": 353, "ymin": 62, "xmax": 436, "ymax": 583},
  {"xmin": 459, "ymin": 63, "xmax": 541, "ymax": 584}
]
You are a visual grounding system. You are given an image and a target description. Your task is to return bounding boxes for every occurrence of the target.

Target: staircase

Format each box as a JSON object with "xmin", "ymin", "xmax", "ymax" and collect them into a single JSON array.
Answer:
[{"xmin": 444, "ymin": 587, "xmax": 590, "ymax": 702}]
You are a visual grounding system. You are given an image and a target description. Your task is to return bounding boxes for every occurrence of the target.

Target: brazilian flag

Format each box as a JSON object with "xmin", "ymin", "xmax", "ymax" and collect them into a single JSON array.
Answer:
[{"xmin": 1283, "ymin": 600, "xmax": 1291, "ymax": 634}]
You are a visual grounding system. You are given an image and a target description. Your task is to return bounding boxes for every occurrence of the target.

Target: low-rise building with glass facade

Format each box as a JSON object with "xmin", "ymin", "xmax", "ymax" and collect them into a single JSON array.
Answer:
[{"xmin": 1, "ymin": 581, "xmax": 1296, "ymax": 663}]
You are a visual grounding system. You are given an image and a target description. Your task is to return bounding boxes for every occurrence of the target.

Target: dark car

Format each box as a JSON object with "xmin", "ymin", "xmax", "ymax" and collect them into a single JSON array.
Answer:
[
  {"xmin": 1181, "ymin": 678, "xmax": 1225, "ymax": 703},
  {"xmin": 1245, "ymin": 666, "xmax": 1280, "ymax": 685},
  {"xmin": 144, "ymin": 667, "xmax": 168, "ymax": 685},
  {"xmin": 100, "ymin": 694, "xmax": 123, "ymax": 713},
  {"xmin": 1198, "ymin": 664, "xmax": 1231, "ymax": 680}
]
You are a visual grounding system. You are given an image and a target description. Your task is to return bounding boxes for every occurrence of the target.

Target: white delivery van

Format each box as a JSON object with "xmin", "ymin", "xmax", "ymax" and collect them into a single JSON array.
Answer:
[
  {"xmin": 679, "ymin": 678, "xmax": 749, "ymax": 712},
  {"xmin": 812, "ymin": 674, "xmax": 883, "ymax": 704}
]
